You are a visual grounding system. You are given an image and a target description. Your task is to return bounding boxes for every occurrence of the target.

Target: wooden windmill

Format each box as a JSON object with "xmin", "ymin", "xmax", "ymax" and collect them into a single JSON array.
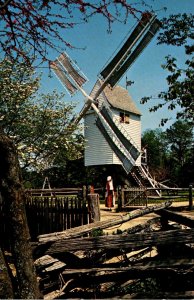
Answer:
[{"xmin": 50, "ymin": 12, "xmax": 166, "ymax": 191}]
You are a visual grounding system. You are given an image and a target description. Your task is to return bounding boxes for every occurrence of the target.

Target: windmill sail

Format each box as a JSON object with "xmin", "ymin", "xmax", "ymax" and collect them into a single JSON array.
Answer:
[
  {"xmin": 50, "ymin": 61, "xmax": 77, "ymax": 95},
  {"xmin": 108, "ymin": 18, "xmax": 162, "ymax": 87},
  {"xmin": 96, "ymin": 117, "xmax": 134, "ymax": 173},
  {"xmin": 100, "ymin": 12, "xmax": 155, "ymax": 81},
  {"xmin": 58, "ymin": 52, "xmax": 87, "ymax": 87},
  {"xmin": 100, "ymin": 106, "xmax": 140, "ymax": 160},
  {"xmin": 50, "ymin": 11, "xmax": 164, "ymax": 190}
]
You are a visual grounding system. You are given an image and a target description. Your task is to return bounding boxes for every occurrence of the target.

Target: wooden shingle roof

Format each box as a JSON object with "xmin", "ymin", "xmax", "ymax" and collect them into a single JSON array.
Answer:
[{"xmin": 103, "ymin": 84, "xmax": 141, "ymax": 116}]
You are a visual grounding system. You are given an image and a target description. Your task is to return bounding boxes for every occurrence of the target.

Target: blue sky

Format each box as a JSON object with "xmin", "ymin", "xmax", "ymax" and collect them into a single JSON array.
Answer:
[{"xmin": 40, "ymin": 0, "xmax": 194, "ymax": 133}]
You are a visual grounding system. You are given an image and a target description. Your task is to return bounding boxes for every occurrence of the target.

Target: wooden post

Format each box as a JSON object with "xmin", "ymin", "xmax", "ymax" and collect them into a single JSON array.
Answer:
[
  {"xmin": 189, "ymin": 184, "xmax": 193, "ymax": 211},
  {"xmin": 121, "ymin": 188, "xmax": 125, "ymax": 208},
  {"xmin": 117, "ymin": 186, "xmax": 121, "ymax": 211},
  {"xmin": 145, "ymin": 188, "xmax": 148, "ymax": 207},
  {"xmin": 87, "ymin": 193, "xmax": 100, "ymax": 223},
  {"xmin": 82, "ymin": 185, "xmax": 87, "ymax": 202}
]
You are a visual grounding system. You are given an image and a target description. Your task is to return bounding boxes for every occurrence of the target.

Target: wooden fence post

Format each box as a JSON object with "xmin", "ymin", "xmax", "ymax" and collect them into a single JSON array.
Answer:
[
  {"xmin": 117, "ymin": 186, "xmax": 122, "ymax": 211},
  {"xmin": 87, "ymin": 193, "xmax": 100, "ymax": 223},
  {"xmin": 82, "ymin": 185, "xmax": 87, "ymax": 202},
  {"xmin": 121, "ymin": 188, "xmax": 125, "ymax": 208},
  {"xmin": 145, "ymin": 188, "xmax": 148, "ymax": 207},
  {"xmin": 189, "ymin": 184, "xmax": 193, "ymax": 211}
]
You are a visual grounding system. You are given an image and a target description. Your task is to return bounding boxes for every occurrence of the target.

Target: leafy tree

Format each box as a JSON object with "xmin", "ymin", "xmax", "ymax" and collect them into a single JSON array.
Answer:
[
  {"xmin": 165, "ymin": 120, "xmax": 193, "ymax": 167},
  {"xmin": 0, "ymin": 1, "xmax": 148, "ymax": 297},
  {"xmin": 141, "ymin": 13, "xmax": 194, "ymax": 125},
  {"xmin": 141, "ymin": 128, "xmax": 168, "ymax": 181},
  {"xmin": 0, "ymin": 56, "xmax": 84, "ymax": 172},
  {"xmin": 165, "ymin": 120, "xmax": 193, "ymax": 186},
  {"xmin": 0, "ymin": 57, "xmax": 85, "ymax": 296},
  {"xmin": 142, "ymin": 121, "xmax": 194, "ymax": 186}
]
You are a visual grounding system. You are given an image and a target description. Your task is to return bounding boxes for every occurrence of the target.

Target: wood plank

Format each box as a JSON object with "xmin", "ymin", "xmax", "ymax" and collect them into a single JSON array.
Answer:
[
  {"xmin": 156, "ymin": 209, "xmax": 194, "ymax": 228},
  {"xmin": 119, "ymin": 291, "xmax": 194, "ymax": 299},
  {"xmin": 123, "ymin": 217, "xmax": 160, "ymax": 234},
  {"xmin": 45, "ymin": 228, "xmax": 194, "ymax": 254},
  {"xmin": 62, "ymin": 258, "xmax": 194, "ymax": 275},
  {"xmin": 35, "ymin": 255, "xmax": 58, "ymax": 267},
  {"xmin": 153, "ymin": 291, "xmax": 194, "ymax": 299},
  {"xmin": 38, "ymin": 201, "xmax": 172, "ymax": 243}
]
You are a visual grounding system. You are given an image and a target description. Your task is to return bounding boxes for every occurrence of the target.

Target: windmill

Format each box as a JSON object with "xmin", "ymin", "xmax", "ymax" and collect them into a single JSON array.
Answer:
[{"xmin": 50, "ymin": 12, "xmax": 167, "ymax": 192}]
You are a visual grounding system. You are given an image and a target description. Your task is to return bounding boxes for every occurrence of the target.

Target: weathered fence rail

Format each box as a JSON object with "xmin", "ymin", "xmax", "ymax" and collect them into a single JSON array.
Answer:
[
  {"xmin": 26, "ymin": 187, "xmax": 84, "ymax": 197},
  {"xmin": 33, "ymin": 200, "xmax": 194, "ymax": 299},
  {"xmin": 117, "ymin": 185, "xmax": 193, "ymax": 210}
]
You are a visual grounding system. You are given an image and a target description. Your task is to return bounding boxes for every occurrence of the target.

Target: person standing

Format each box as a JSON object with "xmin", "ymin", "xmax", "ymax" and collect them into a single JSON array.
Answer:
[{"xmin": 105, "ymin": 176, "xmax": 115, "ymax": 209}]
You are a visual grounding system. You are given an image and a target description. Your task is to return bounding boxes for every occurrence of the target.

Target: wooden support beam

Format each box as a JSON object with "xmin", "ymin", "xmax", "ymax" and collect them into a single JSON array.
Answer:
[
  {"xmin": 123, "ymin": 217, "xmax": 161, "ymax": 234},
  {"xmin": 44, "ymin": 228, "xmax": 194, "ymax": 254},
  {"xmin": 62, "ymin": 258, "xmax": 194, "ymax": 275},
  {"xmin": 154, "ymin": 291, "xmax": 194, "ymax": 299},
  {"xmin": 156, "ymin": 209, "xmax": 194, "ymax": 228}
]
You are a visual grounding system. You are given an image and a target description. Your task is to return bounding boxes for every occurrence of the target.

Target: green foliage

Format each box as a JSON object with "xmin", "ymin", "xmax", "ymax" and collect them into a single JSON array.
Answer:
[
  {"xmin": 109, "ymin": 277, "xmax": 161, "ymax": 298},
  {"xmin": 91, "ymin": 228, "xmax": 104, "ymax": 237},
  {"xmin": 142, "ymin": 128, "xmax": 168, "ymax": 181},
  {"xmin": 0, "ymin": 56, "xmax": 84, "ymax": 172},
  {"xmin": 141, "ymin": 13, "xmax": 194, "ymax": 125},
  {"xmin": 165, "ymin": 120, "xmax": 194, "ymax": 185},
  {"xmin": 165, "ymin": 120, "xmax": 193, "ymax": 166},
  {"xmin": 157, "ymin": 14, "xmax": 194, "ymax": 48},
  {"xmin": 142, "ymin": 120, "xmax": 194, "ymax": 186}
]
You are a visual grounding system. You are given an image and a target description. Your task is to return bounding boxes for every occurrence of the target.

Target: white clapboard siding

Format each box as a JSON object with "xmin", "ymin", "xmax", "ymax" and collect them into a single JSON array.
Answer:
[
  {"xmin": 84, "ymin": 80, "xmax": 142, "ymax": 168},
  {"xmin": 112, "ymin": 109, "xmax": 141, "ymax": 166},
  {"xmin": 84, "ymin": 110, "xmax": 141, "ymax": 167},
  {"xmin": 84, "ymin": 112, "xmax": 114, "ymax": 166}
]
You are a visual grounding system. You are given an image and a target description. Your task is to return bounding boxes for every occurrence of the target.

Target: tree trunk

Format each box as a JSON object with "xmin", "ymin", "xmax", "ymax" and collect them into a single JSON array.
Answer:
[
  {"xmin": 0, "ymin": 132, "xmax": 41, "ymax": 298},
  {"xmin": 0, "ymin": 246, "xmax": 14, "ymax": 299}
]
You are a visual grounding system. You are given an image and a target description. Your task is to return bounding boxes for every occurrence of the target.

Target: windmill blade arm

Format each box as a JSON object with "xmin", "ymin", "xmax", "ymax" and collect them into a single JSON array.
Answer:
[
  {"xmin": 100, "ymin": 12, "xmax": 155, "ymax": 81},
  {"xmin": 107, "ymin": 18, "xmax": 162, "ymax": 87},
  {"xmin": 73, "ymin": 100, "xmax": 93, "ymax": 125},
  {"xmin": 96, "ymin": 117, "xmax": 133, "ymax": 173},
  {"xmin": 100, "ymin": 106, "xmax": 140, "ymax": 159}
]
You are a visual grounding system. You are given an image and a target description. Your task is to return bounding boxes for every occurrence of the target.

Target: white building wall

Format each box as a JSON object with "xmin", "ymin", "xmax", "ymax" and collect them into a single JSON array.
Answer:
[
  {"xmin": 112, "ymin": 109, "xmax": 141, "ymax": 166},
  {"xmin": 84, "ymin": 109, "xmax": 141, "ymax": 167},
  {"xmin": 84, "ymin": 112, "xmax": 114, "ymax": 166},
  {"xmin": 84, "ymin": 82, "xmax": 142, "ymax": 168}
]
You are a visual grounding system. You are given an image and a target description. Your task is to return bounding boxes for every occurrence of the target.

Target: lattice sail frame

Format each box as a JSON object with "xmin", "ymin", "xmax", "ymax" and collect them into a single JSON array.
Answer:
[{"xmin": 50, "ymin": 52, "xmax": 88, "ymax": 96}]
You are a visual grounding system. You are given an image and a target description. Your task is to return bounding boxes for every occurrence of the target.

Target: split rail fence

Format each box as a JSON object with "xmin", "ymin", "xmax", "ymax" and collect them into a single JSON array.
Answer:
[
  {"xmin": 117, "ymin": 185, "xmax": 193, "ymax": 210},
  {"xmin": 0, "ymin": 185, "xmax": 193, "ymax": 248}
]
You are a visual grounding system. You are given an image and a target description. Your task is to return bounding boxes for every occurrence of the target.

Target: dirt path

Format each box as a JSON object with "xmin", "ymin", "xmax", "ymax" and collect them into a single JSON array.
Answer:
[{"xmin": 99, "ymin": 201, "xmax": 189, "ymax": 234}]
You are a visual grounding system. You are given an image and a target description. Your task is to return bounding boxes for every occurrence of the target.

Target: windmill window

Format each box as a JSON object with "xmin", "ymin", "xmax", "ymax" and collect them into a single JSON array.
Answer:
[{"xmin": 120, "ymin": 112, "xmax": 130, "ymax": 124}]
